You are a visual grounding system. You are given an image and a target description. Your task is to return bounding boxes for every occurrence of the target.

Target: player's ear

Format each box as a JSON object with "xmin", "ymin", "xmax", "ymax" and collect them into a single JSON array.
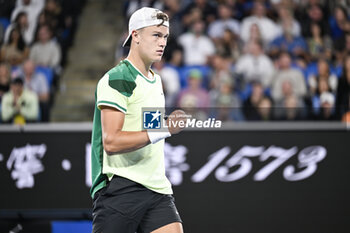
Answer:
[{"xmin": 132, "ymin": 30, "xmax": 141, "ymax": 44}]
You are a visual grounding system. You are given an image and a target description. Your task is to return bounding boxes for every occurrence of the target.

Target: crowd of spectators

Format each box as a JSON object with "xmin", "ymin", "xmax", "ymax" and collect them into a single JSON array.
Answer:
[
  {"xmin": 1, "ymin": 0, "xmax": 349, "ymax": 124},
  {"xmin": 0, "ymin": 0, "xmax": 85, "ymax": 124},
  {"xmin": 118, "ymin": 0, "xmax": 350, "ymax": 122}
]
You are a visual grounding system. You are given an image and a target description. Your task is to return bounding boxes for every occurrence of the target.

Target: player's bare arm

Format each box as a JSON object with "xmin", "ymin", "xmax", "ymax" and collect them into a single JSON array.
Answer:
[{"xmin": 101, "ymin": 106, "xmax": 150, "ymax": 154}]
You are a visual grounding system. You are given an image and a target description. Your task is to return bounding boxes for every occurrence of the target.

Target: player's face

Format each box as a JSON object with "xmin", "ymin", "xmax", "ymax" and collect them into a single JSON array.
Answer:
[{"xmin": 138, "ymin": 25, "xmax": 169, "ymax": 62}]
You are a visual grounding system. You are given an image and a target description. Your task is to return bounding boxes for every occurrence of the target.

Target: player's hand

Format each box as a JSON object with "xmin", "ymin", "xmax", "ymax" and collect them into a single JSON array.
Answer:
[{"xmin": 166, "ymin": 109, "xmax": 188, "ymax": 135}]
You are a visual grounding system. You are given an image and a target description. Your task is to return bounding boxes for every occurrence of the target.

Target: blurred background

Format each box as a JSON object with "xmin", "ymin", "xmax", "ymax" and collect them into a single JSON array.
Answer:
[{"xmin": 0, "ymin": 0, "xmax": 349, "ymax": 232}]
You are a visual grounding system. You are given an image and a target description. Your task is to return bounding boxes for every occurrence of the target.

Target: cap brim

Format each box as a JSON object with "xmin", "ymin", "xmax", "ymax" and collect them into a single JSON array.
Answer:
[{"xmin": 122, "ymin": 33, "xmax": 132, "ymax": 47}]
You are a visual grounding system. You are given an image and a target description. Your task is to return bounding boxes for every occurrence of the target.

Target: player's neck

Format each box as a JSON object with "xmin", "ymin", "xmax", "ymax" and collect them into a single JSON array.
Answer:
[{"xmin": 126, "ymin": 52, "xmax": 152, "ymax": 79}]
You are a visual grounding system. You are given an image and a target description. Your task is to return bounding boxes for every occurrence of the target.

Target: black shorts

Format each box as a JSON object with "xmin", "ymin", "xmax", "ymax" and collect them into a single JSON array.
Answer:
[{"xmin": 92, "ymin": 176, "xmax": 182, "ymax": 233}]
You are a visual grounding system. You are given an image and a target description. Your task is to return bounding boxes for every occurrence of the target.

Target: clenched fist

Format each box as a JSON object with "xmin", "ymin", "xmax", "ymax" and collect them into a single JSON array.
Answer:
[{"xmin": 166, "ymin": 109, "xmax": 189, "ymax": 135}]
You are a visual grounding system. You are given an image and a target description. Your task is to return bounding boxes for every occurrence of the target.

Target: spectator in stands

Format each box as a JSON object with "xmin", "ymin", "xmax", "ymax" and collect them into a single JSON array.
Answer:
[
  {"xmin": 257, "ymin": 96, "xmax": 273, "ymax": 121},
  {"xmin": 178, "ymin": 19, "xmax": 215, "ymax": 65},
  {"xmin": 271, "ymin": 52, "xmax": 307, "ymax": 102},
  {"xmin": 181, "ymin": 0, "xmax": 217, "ymax": 29},
  {"xmin": 0, "ymin": 63, "xmax": 11, "ymax": 101},
  {"xmin": 163, "ymin": 38, "xmax": 184, "ymax": 70},
  {"xmin": 42, "ymin": 0, "xmax": 61, "ymax": 31},
  {"xmin": 153, "ymin": 59, "xmax": 180, "ymax": 108},
  {"xmin": 308, "ymin": 58, "xmax": 338, "ymax": 95},
  {"xmin": 316, "ymin": 92, "xmax": 337, "ymax": 120},
  {"xmin": 207, "ymin": 3, "xmax": 240, "ymax": 42},
  {"xmin": 162, "ymin": 0, "xmax": 183, "ymax": 38},
  {"xmin": 306, "ymin": 22, "xmax": 333, "ymax": 62},
  {"xmin": 235, "ymin": 39, "xmax": 275, "ymax": 88},
  {"xmin": 274, "ymin": 80, "xmax": 306, "ymax": 121},
  {"xmin": 209, "ymin": 76, "xmax": 244, "ymax": 121},
  {"xmin": 11, "ymin": 0, "xmax": 44, "ymax": 34},
  {"xmin": 166, "ymin": 46, "xmax": 183, "ymax": 68},
  {"xmin": 37, "ymin": 10, "xmax": 59, "ymax": 37},
  {"xmin": 240, "ymin": 1, "xmax": 279, "ymax": 45},
  {"xmin": 1, "ymin": 76, "xmax": 39, "ymax": 124},
  {"xmin": 275, "ymin": 6, "xmax": 301, "ymax": 38},
  {"xmin": 177, "ymin": 68, "xmax": 210, "ymax": 110},
  {"xmin": 336, "ymin": 55, "xmax": 350, "ymax": 119},
  {"xmin": 329, "ymin": 5, "xmax": 350, "ymax": 41},
  {"xmin": 20, "ymin": 59, "xmax": 50, "ymax": 121},
  {"xmin": 4, "ymin": 11, "xmax": 36, "ymax": 45},
  {"xmin": 222, "ymin": 0, "xmax": 246, "ymax": 21},
  {"xmin": 209, "ymin": 54, "xmax": 234, "ymax": 91},
  {"xmin": 29, "ymin": 24, "xmax": 61, "ymax": 69},
  {"xmin": 299, "ymin": 3, "xmax": 330, "ymax": 38},
  {"xmin": 180, "ymin": 6, "xmax": 203, "ymax": 33},
  {"xmin": 37, "ymin": 11, "xmax": 50, "ymax": 30},
  {"xmin": 269, "ymin": 17, "xmax": 308, "ymax": 59},
  {"xmin": 0, "ymin": 27, "xmax": 29, "ymax": 65},
  {"xmin": 310, "ymin": 77, "xmax": 334, "ymax": 116},
  {"xmin": 243, "ymin": 23, "xmax": 264, "ymax": 49},
  {"xmin": 243, "ymin": 81, "xmax": 266, "ymax": 120},
  {"xmin": 215, "ymin": 29, "xmax": 242, "ymax": 63},
  {"xmin": 334, "ymin": 32, "xmax": 350, "ymax": 65}
]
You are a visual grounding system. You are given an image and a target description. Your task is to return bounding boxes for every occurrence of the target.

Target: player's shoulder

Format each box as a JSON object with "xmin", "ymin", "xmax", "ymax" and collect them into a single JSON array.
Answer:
[
  {"xmin": 98, "ymin": 60, "xmax": 137, "ymax": 97},
  {"xmin": 106, "ymin": 60, "xmax": 136, "ymax": 82},
  {"xmin": 107, "ymin": 60, "xmax": 131, "ymax": 75}
]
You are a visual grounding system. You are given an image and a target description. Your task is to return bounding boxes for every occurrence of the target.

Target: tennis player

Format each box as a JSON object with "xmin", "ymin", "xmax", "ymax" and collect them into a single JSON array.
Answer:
[{"xmin": 90, "ymin": 7, "xmax": 186, "ymax": 233}]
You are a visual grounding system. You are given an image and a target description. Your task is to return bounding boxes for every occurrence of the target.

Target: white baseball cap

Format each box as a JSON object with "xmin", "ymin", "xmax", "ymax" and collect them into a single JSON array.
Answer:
[{"xmin": 122, "ymin": 7, "xmax": 169, "ymax": 47}]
